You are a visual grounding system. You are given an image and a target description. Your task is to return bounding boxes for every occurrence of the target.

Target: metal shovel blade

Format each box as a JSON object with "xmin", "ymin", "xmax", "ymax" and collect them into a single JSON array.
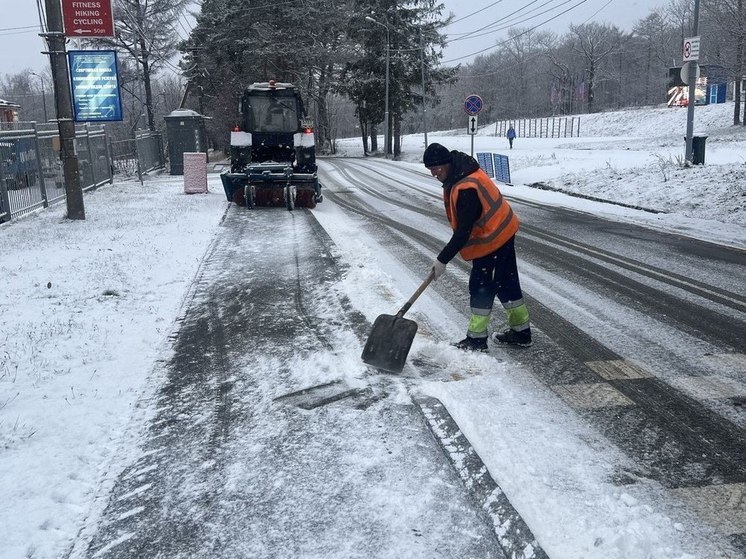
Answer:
[{"xmin": 361, "ymin": 313, "xmax": 419, "ymax": 373}]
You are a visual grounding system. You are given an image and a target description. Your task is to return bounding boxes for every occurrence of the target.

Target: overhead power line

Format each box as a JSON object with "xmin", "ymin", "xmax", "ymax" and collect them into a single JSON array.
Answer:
[
  {"xmin": 0, "ymin": 25, "xmax": 41, "ymax": 32},
  {"xmin": 448, "ymin": 0, "xmax": 580, "ymax": 43},
  {"xmin": 446, "ymin": 0, "xmax": 505, "ymax": 25},
  {"xmin": 0, "ymin": 29, "xmax": 41, "ymax": 37},
  {"xmin": 447, "ymin": 0, "xmax": 545, "ymax": 40},
  {"xmin": 580, "ymin": 0, "xmax": 614, "ymax": 25},
  {"xmin": 442, "ymin": 0, "xmax": 590, "ymax": 64}
]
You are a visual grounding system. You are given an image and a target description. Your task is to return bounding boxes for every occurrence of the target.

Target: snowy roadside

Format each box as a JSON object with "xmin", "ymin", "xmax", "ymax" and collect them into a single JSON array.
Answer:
[
  {"xmin": 312, "ymin": 163, "xmax": 740, "ymax": 559},
  {"xmin": 0, "ymin": 175, "xmax": 227, "ymax": 559},
  {"xmin": 336, "ymin": 101, "xmax": 746, "ymax": 247},
  {"xmin": 326, "ymin": 102, "xmax": 745, "ymax": 558}
]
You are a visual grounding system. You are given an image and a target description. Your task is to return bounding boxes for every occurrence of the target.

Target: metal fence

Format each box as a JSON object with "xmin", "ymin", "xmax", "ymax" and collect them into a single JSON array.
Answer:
[
  {"xmin": 0, "ymin": 122, "xmax": 165, "ymax": 223},
  {"xmin": 0, "ymin": 121, "xmax": 111, "ymax": 222},
  {"xmin": 494, "ymin": 117, "xmax": 580, "ymax": 138},
  {"xmin": 110, "ymin": 131, "xmax": 164, "ymax": 178}
]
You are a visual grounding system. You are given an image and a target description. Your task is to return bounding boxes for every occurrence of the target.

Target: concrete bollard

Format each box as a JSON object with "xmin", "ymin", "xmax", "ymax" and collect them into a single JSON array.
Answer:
[{"xmin": 183, "ymin": 152, "xmax": 207, "ymax": 193}]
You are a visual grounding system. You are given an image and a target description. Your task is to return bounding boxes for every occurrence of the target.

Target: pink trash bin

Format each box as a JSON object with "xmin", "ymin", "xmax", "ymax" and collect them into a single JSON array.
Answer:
[{"xmin": 183, "ymin": 152, "xmax": 208, "ymax": 194}]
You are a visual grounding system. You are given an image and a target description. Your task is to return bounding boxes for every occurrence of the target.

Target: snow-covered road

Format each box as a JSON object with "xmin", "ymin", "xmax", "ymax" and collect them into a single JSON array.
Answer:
[{"xmin": 314, "ymin": 155, "xmax": 745, "ymax": 558}]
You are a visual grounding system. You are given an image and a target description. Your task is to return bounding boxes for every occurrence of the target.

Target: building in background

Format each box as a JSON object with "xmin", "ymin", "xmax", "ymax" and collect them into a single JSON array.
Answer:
[
  {"xmin": 667, "ymin": 65, "xmax": 728, "ymax": 108},
  {"xmin": 0, "ymin": 98, "xmax": 20, "ymax": 122}
]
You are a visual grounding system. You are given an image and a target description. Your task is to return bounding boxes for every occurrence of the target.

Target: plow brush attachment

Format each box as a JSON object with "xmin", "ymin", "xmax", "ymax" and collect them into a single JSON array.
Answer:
[{"xmin": 220, "ymin": 167, "xmax": 319, "ymax": 210}]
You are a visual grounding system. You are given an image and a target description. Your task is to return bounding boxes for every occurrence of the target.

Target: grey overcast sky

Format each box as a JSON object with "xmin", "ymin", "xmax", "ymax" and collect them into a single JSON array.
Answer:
[
  {"xmin": 439, "ymin": 0, "xmax": 670, "ymax": 65},
  {"xmin": 0, "ymin": 0, "xmax": 670, "ymax": 79}
]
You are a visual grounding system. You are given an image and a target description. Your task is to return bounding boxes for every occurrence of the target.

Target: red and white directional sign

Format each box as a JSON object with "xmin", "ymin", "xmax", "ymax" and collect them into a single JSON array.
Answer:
[
  {"xmin": 62, "ymin": 0, "xmax": 116, "ymax": 38},
  {"xmin": 683, "ymin": 36, "xmax": 700, "ymax": 62}
]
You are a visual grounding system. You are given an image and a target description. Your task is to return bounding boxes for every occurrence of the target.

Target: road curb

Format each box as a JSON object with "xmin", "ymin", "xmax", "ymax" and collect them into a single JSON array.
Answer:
[
  {"xmin": 526, "ymin": 181, "xmax": 664, "ymax": 214},
  {"xmin": 414, "ymin": 395, "xmax": 549, "ymax": 559}
]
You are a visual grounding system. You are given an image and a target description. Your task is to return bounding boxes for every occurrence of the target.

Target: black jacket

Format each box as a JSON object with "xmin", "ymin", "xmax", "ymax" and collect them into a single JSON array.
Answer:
[{"xmin": 437, "ymin": 151, "xmax": 483, "ymax": 264}]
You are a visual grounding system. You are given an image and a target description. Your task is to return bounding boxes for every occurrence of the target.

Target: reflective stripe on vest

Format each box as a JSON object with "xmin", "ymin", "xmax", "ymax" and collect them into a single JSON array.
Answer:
[{"xmin": 444, "ymin": 168, "xmax": 519, "ymax": 260}]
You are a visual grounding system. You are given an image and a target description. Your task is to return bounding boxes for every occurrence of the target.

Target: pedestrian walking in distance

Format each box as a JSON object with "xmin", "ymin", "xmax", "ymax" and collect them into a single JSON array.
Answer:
[
  {"xmin": 423, "ymin": 142, "xmax": 532, "ymax": 350},
  {"xmin": 507, "ymin": 125, "xmax": 516, "ymax": 149}
]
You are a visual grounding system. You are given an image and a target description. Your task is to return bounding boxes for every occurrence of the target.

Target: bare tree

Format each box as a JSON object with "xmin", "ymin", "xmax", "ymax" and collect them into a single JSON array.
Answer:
[
  {"xmin": 90, "ymin": 0, "xmax": 191, "ymax": 131},
  {"xmin": 632, "ymin": 12, "xmax": 680, "ymax": 105},
  {"xmin": 665, "ymin": 0, "xmax": 695, "ymax": 50},
  {"xmin": 0, "ymin": 71, "xmax": 50, "ymax": 122},
  {"xmin": 570, "ymin": 23, "xmax": 620, "ymax": 113},
  {"xmin": 546, "ymin": 47, "xmax": 581, "ymax": 115},
  {"xmin": 504, "ymin": 28, "xmax": 555, "ymax": 116},
  {"xmin": 702, "ymin": 0, "xmax": 746, "ymax": 124}
]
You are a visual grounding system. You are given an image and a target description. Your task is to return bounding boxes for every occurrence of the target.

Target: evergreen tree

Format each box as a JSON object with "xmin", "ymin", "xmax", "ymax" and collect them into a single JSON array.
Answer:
[
  {"xmin": 182, "ymin": 0, "xmax": 357, "ymax": 152},
  {"xmin": 339, "ymin": 0, "xmax": 455, "ymax": 156}
]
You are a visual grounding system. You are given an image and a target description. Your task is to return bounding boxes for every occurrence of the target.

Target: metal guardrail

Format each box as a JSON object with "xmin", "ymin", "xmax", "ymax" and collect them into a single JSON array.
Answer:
[{"xmin": 0, "ymin": 122, "xmax": 165, "ymax": 223}]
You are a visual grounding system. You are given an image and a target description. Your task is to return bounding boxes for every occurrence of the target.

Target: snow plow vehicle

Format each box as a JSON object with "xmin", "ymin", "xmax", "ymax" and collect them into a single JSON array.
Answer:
[{"xmin": 220, "ymin": 80, "xmax": 322, "ymax": 210}]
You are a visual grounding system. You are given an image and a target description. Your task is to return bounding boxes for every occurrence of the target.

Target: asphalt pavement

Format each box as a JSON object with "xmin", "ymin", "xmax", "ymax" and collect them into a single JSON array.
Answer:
[{"xmin": 80, "ymin": 205, "xmax": 541, "ymax": 559}]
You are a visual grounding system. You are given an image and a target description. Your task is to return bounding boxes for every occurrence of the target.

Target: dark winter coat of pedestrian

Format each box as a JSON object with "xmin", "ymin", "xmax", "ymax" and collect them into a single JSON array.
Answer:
[
  {"xmin": 423, "ymin": 142, "xmax": 532, "ymax": 350},
  {"xmin": 507, "ymin": 125, "xmax": 516, "ymax": 149}
]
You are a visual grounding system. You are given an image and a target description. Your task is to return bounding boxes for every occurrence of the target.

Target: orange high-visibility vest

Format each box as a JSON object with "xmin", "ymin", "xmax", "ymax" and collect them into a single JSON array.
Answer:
[{"xmin": 444, "ymin": 168, "xmax": 519, "ymax": 261}]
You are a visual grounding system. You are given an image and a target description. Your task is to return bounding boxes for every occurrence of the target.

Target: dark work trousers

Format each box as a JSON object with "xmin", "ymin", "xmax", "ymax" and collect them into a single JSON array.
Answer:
[{"xmin": 468, "ymin": 236, "xmax": 524, "ymax": 312}]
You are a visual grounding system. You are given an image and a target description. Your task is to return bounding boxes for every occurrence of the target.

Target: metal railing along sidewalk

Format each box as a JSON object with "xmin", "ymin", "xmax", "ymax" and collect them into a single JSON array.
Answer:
[
  {"xmin": 0, "ymin": 121, "xmax": 112, "ymax": 222},
  {"xmin": 0, "ymin": 122, "xmax": 165, "ymax": 224}
]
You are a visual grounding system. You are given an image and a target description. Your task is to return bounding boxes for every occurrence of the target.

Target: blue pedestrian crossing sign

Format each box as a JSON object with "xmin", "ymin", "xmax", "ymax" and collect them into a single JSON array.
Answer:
[{"xmin": 464, "ymin": 94, "xmax": 483, "ymax": 116}]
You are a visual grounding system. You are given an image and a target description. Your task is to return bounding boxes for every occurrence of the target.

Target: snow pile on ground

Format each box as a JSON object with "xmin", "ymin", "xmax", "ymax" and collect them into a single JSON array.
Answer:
[
  {"xmin": 566, "ymin": 102, "xmax": 742, "ymax": 138},
  {"xmin": 336, "ymin": 101, "xmax": 746, "ymax": 228},
  {"xmin": 553, "ymin": 159, "xmax": 746, "ymax": 224}
]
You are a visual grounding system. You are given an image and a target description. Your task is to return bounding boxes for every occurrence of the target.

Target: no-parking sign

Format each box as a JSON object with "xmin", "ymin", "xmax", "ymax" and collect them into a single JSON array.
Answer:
[
  {"xmin": 683, "ymin": 36, "xmax": 700, "ymax": 62},
  {"xmin": 464, "ymin": 94, "xmax": 483, "ymax": 116}
]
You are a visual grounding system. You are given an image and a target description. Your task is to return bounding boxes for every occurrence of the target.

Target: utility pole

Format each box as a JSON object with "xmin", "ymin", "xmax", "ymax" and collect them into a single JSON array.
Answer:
[
  {"xmin": 684, "ymin": 0, "xmax": 700, "ymax": 164},
  {"xmin": 43, "ymin": 0, "xmax": 85, "ymax": 219}
]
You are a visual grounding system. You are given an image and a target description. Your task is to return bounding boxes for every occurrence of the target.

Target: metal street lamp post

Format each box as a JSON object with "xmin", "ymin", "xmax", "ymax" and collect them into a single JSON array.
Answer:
[
  {"xmin": 365, "ymin": 16, "xmax": 390, "ymax": 156},
  {"xmin": 30, "ymin": 72, "xmax": 48, "ymax": 122}
]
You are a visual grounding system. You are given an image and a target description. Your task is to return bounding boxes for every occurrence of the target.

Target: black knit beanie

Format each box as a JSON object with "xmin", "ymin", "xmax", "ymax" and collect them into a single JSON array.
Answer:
[{"xmin": 423, "ymin": 143, "xmax": 452, "ymax": 167}]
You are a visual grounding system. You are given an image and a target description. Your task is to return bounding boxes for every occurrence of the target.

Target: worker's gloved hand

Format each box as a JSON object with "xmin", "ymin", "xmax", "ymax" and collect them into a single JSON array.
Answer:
[{"xmin": 432, "ymin": 259, "xmax": 447, "ymax": 280}]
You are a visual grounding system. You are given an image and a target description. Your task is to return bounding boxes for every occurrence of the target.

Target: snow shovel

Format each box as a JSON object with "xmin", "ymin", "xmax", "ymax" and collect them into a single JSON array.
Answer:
[{"xmin": 361, "ymin": 270, "xmax": 435, "ymax": 373}]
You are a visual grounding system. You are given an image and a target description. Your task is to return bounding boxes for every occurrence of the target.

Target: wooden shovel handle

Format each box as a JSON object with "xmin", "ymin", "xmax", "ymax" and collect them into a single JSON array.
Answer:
[{"xmin": 396, "ymin": 270, "xmax": 435, "ymax": 318}]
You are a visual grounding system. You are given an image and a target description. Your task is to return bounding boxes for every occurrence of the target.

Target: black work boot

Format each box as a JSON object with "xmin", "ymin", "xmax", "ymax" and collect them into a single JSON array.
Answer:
[
  {"xmin": 491, "ymin": 328, "xmax": 532, "ymax": 347},
  {"xmin": 452, "ymin": 336, "xmax": 489, "ymax": 352}
]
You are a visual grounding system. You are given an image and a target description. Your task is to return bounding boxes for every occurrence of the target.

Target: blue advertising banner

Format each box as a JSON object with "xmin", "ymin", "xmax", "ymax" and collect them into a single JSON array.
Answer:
[
  {"xmin": 68, "ymin": 50, "xmax": 123, "ymax": 122},
  {"xmin": 493, "ymin": 153, "xmax": 511, "ymax": 184},
  {"xmin": 476, "ymin": 152, "xmax": 494, "ymax": 178}
]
